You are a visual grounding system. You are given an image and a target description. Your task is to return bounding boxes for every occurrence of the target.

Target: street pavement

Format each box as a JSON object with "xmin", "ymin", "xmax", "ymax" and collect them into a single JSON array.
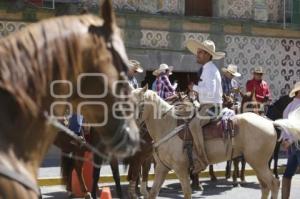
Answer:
[
  {"xmin": 40, "ymin": 146, "xmax": 300, "ymax": 198},
  {"xmin": 41, "ymin": 175, "xmax": 300, "ymax": 199}
]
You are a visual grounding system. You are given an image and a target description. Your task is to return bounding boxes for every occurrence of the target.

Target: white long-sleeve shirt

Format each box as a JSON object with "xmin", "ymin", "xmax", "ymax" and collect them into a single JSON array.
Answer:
[
  {"xmin": 192, "ymin": 61, "xmax": 223, "ymax": 104},
  {"xmin": 282, "ymin": 98, "xmax": 300, "ymax": 143}
]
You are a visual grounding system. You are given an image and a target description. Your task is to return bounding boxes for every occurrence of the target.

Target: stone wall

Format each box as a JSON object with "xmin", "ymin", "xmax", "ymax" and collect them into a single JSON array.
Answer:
[
  {"xmin": 129, "ymin": 28, "xmax": 300, "ymax": 99},
  {"xmin": 214, "ymin": 0, "xmax": 282, "ymax": 22},
  {"xmin": 1, "ymin": 17, "xmax": 299, "ymax": 100},
  {"xmin": 0, "ymin": 20, "xmax": 27, "ymax": 37},
  {"xmin": 112, "ymin": 0, "xmax": 185, "ymax": 15}
]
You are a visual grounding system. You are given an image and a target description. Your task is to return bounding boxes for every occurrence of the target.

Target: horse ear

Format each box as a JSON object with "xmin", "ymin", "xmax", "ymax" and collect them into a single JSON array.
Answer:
[
  {"xmin": 101, "ymin": 0, "xmax": 115, "ymax": 36},
  {"xmin": 141, "ymin": 84, "xmax": 148, "ymax": 93}
]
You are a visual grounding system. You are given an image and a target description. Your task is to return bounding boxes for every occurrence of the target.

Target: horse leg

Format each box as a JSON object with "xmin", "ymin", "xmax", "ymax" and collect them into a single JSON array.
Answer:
[
  {"xmin": 273, "ymin": 142, "xmax": 281, "ymax": 179},
  {"xmin": 128, "ymin": 159, "xmax": 141, "ymax": 199},
  {"xmin": 66, "ymin": 162, "xmax": 73, "ymax": 197},
  {"xmin": 92, "ymin": 166, "xmax": 100, "ymax": 199},
  {"xmin": 74, "ymin": 161, "xmax": 91, "ymax": 199},
  {"xmin": 249, "ymin": 161, "xmax": 279, "ymax": 199},
  {"xmin": 225, "ymin": 160, "xmax": 232, "ymax": 179},
  {"xmin": 232, "ymin": 158, "xmax": 239, "ymax": 187},
  {"xmin": 209, "ymin": 165, "xmax": 217, "ymax": 181},
  {"xmin": 190, "ymin": 171, "xmax": 203, "ymax": 191},
  {"xmin": 175, "ymin": 169, "xmax": 192, "ymax": 199},
  {"xmin": 140, "ymin": 158, "xmax": 152, "ymax": 198},
  {"xmin": 148, "ymin": 162, "xmax": 169, "ymax": 199},
  {"xmin": 240, "ymin": 157, "xmax": 246, "ymax": 184},
  {"xmin": 110, "ymin": 158, "xmax": 123, "ymax": 199}
]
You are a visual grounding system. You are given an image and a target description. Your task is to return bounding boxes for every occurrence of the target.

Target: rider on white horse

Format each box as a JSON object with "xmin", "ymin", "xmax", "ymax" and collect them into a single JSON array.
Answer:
[{"xmin": 186, "ymin": 39, "xmax": 225, "ymax": 174}]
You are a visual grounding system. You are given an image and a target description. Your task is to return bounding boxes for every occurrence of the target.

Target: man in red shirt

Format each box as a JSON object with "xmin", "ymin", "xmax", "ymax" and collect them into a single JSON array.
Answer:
[
  {"xmin": 245, "ymin": 67, "xmax": 271, "ymax": 114},
  {"xmin": 246, "ymin": 66, "xmax": 271, "ymax": 103}
]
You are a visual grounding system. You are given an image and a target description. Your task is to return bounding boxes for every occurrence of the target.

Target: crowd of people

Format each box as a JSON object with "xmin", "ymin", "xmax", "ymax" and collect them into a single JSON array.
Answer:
[
  {"xmin": 61, "ymin": 38, "xmax": 299, "ymax": 199},
  {"xmin": 128, "ymin": 38, "xmax": 300, "ymax": 199}
]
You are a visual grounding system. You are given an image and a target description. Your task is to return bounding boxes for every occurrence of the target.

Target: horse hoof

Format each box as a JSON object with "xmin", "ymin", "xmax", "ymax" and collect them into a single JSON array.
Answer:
[
  {"xmin": 84, "ymin": 192, "xmax": 92, "ymax": 199},
  {"xmin": 225, "ymin": 174, "xmax": 231, "ymax": 179},
  {"xmin": 210, "ymin": 176, "xmax": 217, "ymax": 181},
  {"xmin": 67, "ymin": 191, "xmax": 74, "ymax": 198},
  {"xmin": 128, "ymin": 191, "xmax": 138, "ymax": 199},
  {"xmin": 240, "ymin": 180, "xmax": 247, "ymax": 186},
  {"xmin": 232, "ymin": 182, "xmax": 239, "ymax": 187},
  {"xmin": 191, "ymin": 183, "xmax": 203, "ymax": 191}
]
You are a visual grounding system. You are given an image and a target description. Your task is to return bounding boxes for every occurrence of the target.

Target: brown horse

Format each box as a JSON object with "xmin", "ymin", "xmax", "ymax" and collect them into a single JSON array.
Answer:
[{"xmin": 0, "ymin": 1, "xmax": 139, "ymax": 198}]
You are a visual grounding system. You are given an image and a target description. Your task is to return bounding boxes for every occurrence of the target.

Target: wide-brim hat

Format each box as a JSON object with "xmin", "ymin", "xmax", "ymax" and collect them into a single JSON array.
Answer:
[
  {"xmin": 152, "ymin": 63, "xmax": 173, "ymax": 76},
  {"xmin": 289, "ymin": 82, "xmax": 300, "ymax": 97},
  {"xmin": 222, "ymin": 64, "xmax": 241, "ymax": 77},
  {"xmin": 253, "ymin": 66, "xmax": 264, "ymax": 74},
  {"xmin": 186, "ymin": 39, "xmax": 225, "ymax": 60},
  {"xmin": 129, "ymin": 59, "xmax": 143, "ymax": 73}
]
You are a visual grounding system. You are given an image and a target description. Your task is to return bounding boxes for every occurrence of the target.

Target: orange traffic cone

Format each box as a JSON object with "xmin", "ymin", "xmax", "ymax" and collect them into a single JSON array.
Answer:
[
  {"xmin": 100, "ymin": 187, "xmax": 112, "ymax": 199},
  {"xmin": 71, "ymin": 152, "xmax": 94, "ymax": 197}
]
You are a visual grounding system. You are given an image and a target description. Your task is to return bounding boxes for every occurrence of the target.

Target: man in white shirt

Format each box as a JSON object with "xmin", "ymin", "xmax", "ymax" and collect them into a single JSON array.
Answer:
[
  {"xmin": 281, "ymin": 82, "xmax": 300, "ymax": 199},
  {"xmin": 186, "ymin": 39, "xmax": 225, "ymax": 174}
]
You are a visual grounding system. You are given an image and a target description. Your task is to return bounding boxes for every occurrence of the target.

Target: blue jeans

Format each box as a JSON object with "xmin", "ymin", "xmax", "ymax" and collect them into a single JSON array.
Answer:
[{"xmin": 283, "ymin": 146, "xmax": 300, "ymax": 179}]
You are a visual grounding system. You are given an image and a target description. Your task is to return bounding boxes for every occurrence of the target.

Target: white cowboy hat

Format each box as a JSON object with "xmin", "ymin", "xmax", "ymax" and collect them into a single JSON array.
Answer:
[
  {"xmin": 289, "ymin": 82, "xmax": 300, "ymax": 97},
  {"xmin": 152, "ymin": 63, "xmax": 173, "ymax": 76},
  {"xmin": 186, "ymin": 39, "xmax": 225, "ymax": 60},
  {"xmin": 222, "ymin": 64, "xmax": 241, "ymax": 77},
  {"xmin": 129, "ymin": 59, "xmax": 143, "ymax": 73},
  {"xmin": 253, "ymin": 66, "xmax": 264, "ymax": 74}
]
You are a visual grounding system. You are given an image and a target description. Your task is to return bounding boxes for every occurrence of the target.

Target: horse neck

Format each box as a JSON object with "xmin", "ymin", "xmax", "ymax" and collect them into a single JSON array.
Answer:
[{"xmin": 143, "ymin": 96, "xmax": 176, "ymax": 142}]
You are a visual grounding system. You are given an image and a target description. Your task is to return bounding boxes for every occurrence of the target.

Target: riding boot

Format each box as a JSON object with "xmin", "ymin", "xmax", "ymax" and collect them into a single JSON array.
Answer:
[{"xmin": 281, "ymin": 177, "xmax": 291, "ymax": 199}]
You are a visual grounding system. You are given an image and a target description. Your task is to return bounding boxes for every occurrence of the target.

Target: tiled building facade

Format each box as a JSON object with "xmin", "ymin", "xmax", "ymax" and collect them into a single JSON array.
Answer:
[{"xmin": 0, "ymin": 0, "xmax": 300, "ymax": 100}]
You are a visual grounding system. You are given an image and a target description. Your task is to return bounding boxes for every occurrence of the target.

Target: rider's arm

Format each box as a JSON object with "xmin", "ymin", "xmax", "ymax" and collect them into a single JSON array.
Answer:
[{"xmin": 161, "ymin": 75, "xmax": 175, "ymax": 92}]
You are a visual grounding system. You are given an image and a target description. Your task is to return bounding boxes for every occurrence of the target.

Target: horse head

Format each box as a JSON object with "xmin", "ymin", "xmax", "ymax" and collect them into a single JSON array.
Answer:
[{"xmin": 0, "ymin": 2, "xmax": 139, "ymax": 194}]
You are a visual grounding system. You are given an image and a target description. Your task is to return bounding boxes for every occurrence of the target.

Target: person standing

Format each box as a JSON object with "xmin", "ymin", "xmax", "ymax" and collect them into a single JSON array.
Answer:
[
  {"xmin": 186, "ymin": 39, "xmax": 225, "ymax": 173},
  {"xmin": 128, "ymin": 59, "xmax": 143, "ymax": 89},
  {"xmin": 281, "ymin": 82, "xmax": 300, "ymax": 199}
]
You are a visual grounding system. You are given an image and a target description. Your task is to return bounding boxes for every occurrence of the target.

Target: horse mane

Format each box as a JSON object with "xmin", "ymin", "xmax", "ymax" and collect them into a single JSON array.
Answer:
[
  {"xmin": 0, "ymin": 14, "xmax": 107, "ymax": 117},
  {"xmin": 144, "ymin": 90, "xmax": 173, "ymax": 114}
]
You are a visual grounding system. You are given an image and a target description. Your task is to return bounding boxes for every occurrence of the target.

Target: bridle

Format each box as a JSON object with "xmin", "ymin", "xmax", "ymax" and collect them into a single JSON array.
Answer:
[
  {"xmin": 0, "ymin": 23, "xmax": 134, "ymax": 198},
  {"xmin": 87, "ymin": 23, "xmax": 139, "ymax": 157}
]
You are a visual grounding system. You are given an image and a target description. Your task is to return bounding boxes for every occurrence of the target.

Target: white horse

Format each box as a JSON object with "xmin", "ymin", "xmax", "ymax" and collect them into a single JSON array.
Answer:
[{"xmin": 132, "ymin": 86, "xmax": 297, "ymax": 199}]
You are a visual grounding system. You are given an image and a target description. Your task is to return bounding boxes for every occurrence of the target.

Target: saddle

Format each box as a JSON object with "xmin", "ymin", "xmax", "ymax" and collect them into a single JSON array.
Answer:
[{"xmin": 177, "ymin": 108, "xmax": 239, "ymax": 142}]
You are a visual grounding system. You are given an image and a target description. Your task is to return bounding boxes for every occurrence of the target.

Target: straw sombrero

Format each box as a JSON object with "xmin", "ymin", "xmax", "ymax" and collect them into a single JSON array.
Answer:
[
  {"xmin": 129, "ymin": 59, "xmax": 143, "ymax": 73},
  {"xmin": 222, "ymin": 64, "xmax": 241, "ymax": 77},
  {"xmin": 186, "ymin": 39, "xmax": 225, "ymax": 60},
  {"xmin": 253, "ymin": 66, "xmax": 264, "ymax": 74},
  {"xmin": 152, "ymin": 64, "xmax": 173, "ymax": 76},
  {"xmin": 289, "ymin": 82, "xmax": 300, "ymax": 97}
]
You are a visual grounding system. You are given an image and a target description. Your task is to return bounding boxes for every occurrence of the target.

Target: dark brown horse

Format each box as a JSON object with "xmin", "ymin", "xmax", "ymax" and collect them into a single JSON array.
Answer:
[{"xmin": 0, "ymin": 1, "xmax": 139, "ymax": 198}]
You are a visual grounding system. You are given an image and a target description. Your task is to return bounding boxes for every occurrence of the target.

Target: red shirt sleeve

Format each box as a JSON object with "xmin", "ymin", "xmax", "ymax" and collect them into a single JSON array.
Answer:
[{"xmin": 246, "ymin": 80, "xmax": 252, "ymax": 92}]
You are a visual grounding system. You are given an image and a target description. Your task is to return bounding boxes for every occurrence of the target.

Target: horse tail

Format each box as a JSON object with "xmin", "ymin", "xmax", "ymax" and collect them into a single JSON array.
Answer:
[{"xmin": 61, "ymin": 153, "xmax": 74, "ymax": 186}]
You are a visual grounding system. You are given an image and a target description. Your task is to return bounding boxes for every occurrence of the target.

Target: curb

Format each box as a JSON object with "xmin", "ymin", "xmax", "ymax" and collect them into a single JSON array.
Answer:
[{"xmin": 38, "ymin": 167, "xmax": 286, "ymax": 186}]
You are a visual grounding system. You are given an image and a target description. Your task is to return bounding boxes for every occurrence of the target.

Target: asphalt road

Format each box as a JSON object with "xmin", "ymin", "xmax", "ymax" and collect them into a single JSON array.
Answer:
[{"xmin": 41, "ymin": 175, "xmax": 300, "ymax": 199}]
